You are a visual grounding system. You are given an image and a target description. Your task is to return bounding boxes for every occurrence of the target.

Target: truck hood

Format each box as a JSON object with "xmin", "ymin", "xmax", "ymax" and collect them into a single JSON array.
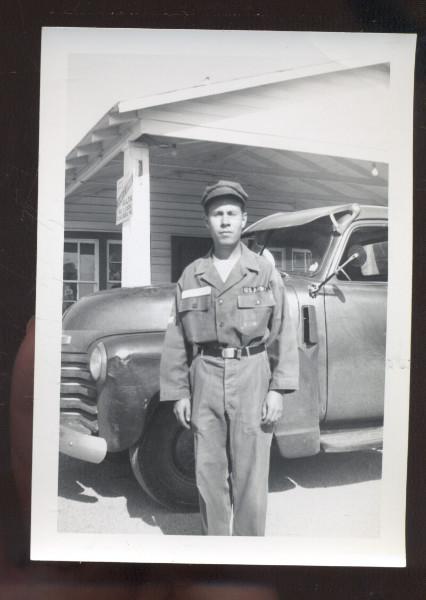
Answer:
[
  {"xmin": 63, "ymin": 284, "xmax": 176, "ymax": 335},
  {"xmin": 62, "ymin": 274, "xmax": 310, "ymax": 354},
  {"xmin": 243, "ymin": 203, "xmax": 387, "ymax": 236}
]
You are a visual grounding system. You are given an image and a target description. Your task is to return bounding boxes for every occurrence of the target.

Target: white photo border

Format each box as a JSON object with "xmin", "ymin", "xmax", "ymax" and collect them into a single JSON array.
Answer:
[{"xmin": 32, "ymin": 28, "xmax": 416, "ymax": 566}]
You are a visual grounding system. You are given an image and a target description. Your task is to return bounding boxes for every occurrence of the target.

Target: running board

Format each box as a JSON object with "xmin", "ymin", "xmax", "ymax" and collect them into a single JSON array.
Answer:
[{"xmin": 320, "ymin": 425, "xmax": 383, "ymax": 453}]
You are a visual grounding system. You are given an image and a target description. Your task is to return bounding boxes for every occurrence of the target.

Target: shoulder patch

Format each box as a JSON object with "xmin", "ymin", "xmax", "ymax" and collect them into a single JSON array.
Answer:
[{"xmin": 181, "ymin": 286, "xmax": 212, "ymax": 299}]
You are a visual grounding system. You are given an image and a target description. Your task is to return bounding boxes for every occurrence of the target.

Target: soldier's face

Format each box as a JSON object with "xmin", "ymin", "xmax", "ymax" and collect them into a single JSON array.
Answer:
[{"xmin": 205, "ymin": 199, "xmax": 247, "ymax": 248}]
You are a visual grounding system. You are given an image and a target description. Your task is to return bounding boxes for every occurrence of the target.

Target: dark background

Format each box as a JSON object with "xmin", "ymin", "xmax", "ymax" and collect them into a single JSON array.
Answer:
[{"xmin": 1, "ymin": 1, "xmax": 425, "ymax": 598}]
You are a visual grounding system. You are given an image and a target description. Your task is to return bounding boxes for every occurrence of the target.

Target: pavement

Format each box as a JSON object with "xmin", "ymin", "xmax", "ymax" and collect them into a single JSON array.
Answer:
[{"xmin": 58, "ymin": 446, "xmax": 382, "ymax": 537}]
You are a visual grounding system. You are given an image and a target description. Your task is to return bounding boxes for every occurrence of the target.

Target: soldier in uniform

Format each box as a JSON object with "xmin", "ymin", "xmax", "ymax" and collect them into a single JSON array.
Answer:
[{"xmin": 160, "ymin": 180, "xmax": 299, "ymax": 536}]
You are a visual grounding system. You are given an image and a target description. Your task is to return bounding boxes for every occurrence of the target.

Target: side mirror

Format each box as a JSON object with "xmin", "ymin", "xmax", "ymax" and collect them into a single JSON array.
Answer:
[{"xmin": 308, "ymin": 246, "xmax": 367, "ymax": 298}]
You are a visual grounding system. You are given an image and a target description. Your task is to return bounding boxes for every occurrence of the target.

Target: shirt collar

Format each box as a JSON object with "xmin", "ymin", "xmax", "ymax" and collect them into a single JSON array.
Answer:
[{"xmin": 194, "ymin": 242, "xmax": 260, "ymax": 277}]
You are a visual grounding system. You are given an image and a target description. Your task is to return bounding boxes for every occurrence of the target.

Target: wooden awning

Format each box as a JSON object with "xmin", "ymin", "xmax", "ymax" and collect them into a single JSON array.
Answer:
[{"xmin": 65, "ymin": 63, "xmax": 390, "ymax": 200}]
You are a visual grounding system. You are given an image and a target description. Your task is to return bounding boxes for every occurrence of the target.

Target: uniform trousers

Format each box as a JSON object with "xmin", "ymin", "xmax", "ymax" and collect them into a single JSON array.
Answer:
[{"xmin": 190, "ymin": 350, "xmax": 273, "ymax": 536}]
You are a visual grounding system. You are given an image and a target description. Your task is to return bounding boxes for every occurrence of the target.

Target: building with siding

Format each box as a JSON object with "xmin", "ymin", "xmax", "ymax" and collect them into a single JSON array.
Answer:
[{"xmin": 63, "ymin": 62, "xmax": 389, "ymax": 309}]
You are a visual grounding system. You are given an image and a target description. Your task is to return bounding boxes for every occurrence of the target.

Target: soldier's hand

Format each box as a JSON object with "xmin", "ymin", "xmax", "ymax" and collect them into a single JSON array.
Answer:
[
  {"xmin": 261, "ymin": 390, "xmax": 283, "ymax": 425},
  {"xmin": 173, "ymin": 398, "xmax": 192, "ymax": 429}
]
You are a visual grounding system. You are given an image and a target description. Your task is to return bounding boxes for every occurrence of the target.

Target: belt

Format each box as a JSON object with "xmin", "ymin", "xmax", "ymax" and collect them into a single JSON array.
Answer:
[{"xmin": 199, "ymin": 343, "xmax": 265, "ymax": 359}]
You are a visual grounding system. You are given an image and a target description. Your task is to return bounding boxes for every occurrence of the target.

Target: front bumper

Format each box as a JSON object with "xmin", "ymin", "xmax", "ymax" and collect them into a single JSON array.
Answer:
[{"xmin": 60, "ymin": 425, "xmax": 107, "ymax": 464}]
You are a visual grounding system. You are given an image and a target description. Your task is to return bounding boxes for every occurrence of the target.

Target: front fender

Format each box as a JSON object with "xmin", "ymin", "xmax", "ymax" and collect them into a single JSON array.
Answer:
[
  {"xmin": 274, "ymin": 343, "xmax": 321, "ymax": 457},
  {"xmin": 273, "ymin": 283, "xmax": 322, "ymax": 458},
  {"xmin": 96, "ymin": 331, "xmax": 164, "ymax": 452}
]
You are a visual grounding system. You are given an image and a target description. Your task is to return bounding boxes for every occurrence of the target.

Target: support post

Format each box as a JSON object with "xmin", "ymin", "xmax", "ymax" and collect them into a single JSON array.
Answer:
[{"xmin": 121, "ymin": 142, "xmax": 151, "ymax": 286}]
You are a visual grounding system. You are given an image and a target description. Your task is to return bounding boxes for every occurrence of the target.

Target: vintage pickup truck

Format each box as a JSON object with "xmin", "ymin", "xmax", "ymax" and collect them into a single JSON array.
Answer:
[{"xmin": 60, "ymin": 203, "xmax": 387, "ymax": 509}]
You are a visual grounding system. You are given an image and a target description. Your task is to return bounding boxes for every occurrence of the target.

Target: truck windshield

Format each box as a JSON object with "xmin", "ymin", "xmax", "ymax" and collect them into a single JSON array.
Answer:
[{"xmin": 248, "ymin": 217, "xmax": 333, "ymax": 276}]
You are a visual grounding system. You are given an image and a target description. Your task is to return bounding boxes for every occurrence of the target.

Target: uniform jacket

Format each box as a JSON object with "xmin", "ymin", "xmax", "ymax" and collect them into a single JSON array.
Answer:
[{"xmin": 160, "ymin": 243, "xmax": 299, "ymax": 401}]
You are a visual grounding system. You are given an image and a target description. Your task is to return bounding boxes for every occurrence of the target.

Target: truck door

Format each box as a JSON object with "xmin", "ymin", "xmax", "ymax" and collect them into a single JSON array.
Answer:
[{"xmin": 324, "ymin": 223, "xmax": 387, "ymax": 422}]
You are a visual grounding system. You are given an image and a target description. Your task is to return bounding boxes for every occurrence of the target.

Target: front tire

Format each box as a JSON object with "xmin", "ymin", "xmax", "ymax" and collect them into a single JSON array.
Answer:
[{"xmin": 129, "ymin": 403, "xmax": 198, "ymax": 510}]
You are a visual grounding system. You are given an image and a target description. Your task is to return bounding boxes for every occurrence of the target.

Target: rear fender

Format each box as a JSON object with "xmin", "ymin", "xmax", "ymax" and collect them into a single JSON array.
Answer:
[{"xmin": 97, "ymin": 331, "xmax": 164, "ymax": 452}]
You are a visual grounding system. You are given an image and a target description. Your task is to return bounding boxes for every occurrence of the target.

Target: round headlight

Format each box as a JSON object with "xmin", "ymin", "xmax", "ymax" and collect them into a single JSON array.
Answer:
[{"xmin": 89, "ymin": 343, "xmax": 106, "ymax": 382}]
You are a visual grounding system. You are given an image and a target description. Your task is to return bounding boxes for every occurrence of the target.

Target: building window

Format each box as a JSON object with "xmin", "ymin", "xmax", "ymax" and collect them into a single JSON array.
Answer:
[
  {"xmin": 107, "ymin": 241, "xmax": 122, "ymax": 288},
  {"xmin": 291, "ymin": 248, "xmax": 312, "ymax": 272},
  {"xmin": 63, "ymin": 240, "xmax": 99, "ymax": 312},
  {"xmin": 268, "ymin": 247, "xmax": 286, "ymax": 270}
]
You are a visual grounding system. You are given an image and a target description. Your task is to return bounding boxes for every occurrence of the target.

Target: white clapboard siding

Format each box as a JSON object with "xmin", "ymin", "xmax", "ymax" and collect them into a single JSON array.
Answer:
[
  {"xmin": 152, "ymin": 168, "xmax": 207, "ymax": 283},
  {"xmin": 65, "ymin": 192, "xmax": 121, "ymax": 233},
  {"xmin": 148, "ymin": 166, "xmax": 339, "ymax": 284},
  {"xmin": 66, "ymin": 160, "xmax": 384, "ymax": 283},
  {"xmin": 65, "ymin": 221, "xmax": 120, "ymax": 232}
]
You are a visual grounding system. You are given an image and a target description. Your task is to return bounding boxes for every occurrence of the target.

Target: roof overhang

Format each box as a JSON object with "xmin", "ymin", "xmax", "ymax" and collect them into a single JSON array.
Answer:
[
  {"xmin": 117, "ymin": 58, "xmax": 388, "ymax": 114},
  {"xmin": 65, "ymin": 62, "xmax": 390, "ymax": 198}
]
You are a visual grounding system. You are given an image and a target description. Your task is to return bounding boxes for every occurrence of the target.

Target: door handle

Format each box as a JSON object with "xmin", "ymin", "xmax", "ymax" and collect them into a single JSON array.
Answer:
[{"xmin": 302, "ymin": 305, "xmax": 318, "ymax": 345}]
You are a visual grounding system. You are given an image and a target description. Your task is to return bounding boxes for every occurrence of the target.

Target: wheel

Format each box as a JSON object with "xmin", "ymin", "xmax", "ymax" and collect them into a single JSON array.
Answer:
[{"xmin": 129, "ymin": 402, "xmax": 198, "ymax": 510}]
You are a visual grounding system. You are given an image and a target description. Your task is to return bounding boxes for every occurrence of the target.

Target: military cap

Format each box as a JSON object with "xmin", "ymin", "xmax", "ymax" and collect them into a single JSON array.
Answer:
[{"xmin": 201, "ymin": 180, "xmax": 248, "ymax": 211}]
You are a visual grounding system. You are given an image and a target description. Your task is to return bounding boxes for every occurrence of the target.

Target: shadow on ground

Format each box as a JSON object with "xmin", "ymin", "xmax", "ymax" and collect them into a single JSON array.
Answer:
[
  {"xmin": 269, "ymin": 445, "xmax": 382, "ymax": 493},
  {"xmin": 58, "ymin": 445, "xmax": 382, "ymax": 534},
  {"xmin": 58, "ymin": 452, "xmax": 201, "ymax": 535}
]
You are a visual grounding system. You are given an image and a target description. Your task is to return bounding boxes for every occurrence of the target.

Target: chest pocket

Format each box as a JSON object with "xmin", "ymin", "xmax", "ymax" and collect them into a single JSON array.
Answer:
[
  {"xmin": 178, "ymin": 294, "xmax": 213, "ymax": 342},
  {"xmin": 237, "ymin": 290, "xmax": 275, "ymax": 339}
]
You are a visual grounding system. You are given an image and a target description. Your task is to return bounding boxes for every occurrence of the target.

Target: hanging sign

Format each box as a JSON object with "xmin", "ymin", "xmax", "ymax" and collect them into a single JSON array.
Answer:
[{"xmin": 116, "ymin": 173, "xmax": 133, "ymax": 225}]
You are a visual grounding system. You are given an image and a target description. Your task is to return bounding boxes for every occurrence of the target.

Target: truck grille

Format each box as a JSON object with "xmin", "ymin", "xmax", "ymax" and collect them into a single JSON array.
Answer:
[{"xmin": 60, "ymin": 352, "xmax": 99, "ymax": 435}]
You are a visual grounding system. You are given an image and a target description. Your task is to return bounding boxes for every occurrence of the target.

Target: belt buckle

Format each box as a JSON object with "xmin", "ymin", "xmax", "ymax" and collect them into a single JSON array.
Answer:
[
  {"xmin": 222, "ymin": 347, "xmax": 235, "ymax": 359},
  {"xmin": 221, "ymin": 347, "xmax": 241, "ymax": 359}
]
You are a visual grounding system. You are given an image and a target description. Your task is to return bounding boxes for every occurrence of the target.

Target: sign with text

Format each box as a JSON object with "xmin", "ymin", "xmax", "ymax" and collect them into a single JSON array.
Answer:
[{"xmin": 116, "ymin": 173, "xmax": 133, "ymax": 225}]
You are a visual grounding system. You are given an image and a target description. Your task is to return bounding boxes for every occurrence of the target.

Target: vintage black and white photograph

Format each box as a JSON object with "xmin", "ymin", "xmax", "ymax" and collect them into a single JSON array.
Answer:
[{"xmin": 31, "ymin": 29, "xmax": 415, "ymax": 565}]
